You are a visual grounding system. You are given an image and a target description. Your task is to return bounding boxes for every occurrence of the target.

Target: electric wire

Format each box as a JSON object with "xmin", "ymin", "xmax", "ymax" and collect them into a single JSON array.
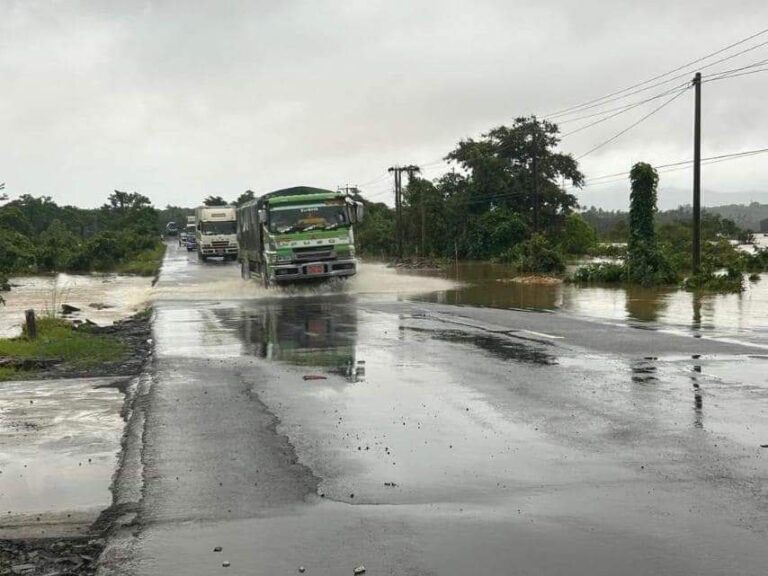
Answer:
[
  {"xmin": 576, "ymin": 86, "xmax": 690, "ymax": 160},
  {"xmin": 542, "ymin": 27, "xmax": 768, "ymax": 119}
]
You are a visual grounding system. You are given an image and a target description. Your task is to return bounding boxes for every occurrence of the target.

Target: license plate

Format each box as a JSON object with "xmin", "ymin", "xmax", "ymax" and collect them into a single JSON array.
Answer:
[{"xmin": 306, "ymin": 264, "xmax": 324, "ymax": 275}]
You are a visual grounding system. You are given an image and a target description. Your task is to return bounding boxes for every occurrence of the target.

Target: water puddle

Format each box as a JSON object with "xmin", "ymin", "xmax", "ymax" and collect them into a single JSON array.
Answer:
[{"xmin": 0, "ymin": 377, "xmax": 125, "ymax": 521}]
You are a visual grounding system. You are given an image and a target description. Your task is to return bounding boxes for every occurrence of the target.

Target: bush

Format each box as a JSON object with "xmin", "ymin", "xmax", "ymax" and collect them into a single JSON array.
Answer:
[
  {"xmin": 464, "ymin": 209, "xmax": 528, "ymax": 260},
  {"xmin": 509, "ymin": 234, "xmax": 566, "ymax": 275},
  {"xmin": 682, "ymin": 268, "xmax": 744, "ymax": 293},
  {"xmin": 570, "ymin": 262, "xmax": 626, "ymax": 283}
]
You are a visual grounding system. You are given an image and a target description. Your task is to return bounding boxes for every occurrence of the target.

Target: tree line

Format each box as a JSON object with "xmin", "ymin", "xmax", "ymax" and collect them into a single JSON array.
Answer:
[
  {"xmin": 355, "ymin": 116, "xmax": 764, "ymax": 284},
  {"xmin": 0, "ymin": 190, "xmax": 164, "ymax": 277}
]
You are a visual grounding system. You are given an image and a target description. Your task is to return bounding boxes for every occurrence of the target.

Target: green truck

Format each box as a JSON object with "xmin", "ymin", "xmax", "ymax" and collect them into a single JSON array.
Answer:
[{"xmin": 236, "ymin": 186, "xmax": 364, "ymax": 286}]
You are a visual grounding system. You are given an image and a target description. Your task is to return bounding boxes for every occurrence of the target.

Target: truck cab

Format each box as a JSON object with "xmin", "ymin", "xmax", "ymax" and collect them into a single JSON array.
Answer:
[
  {"xmin": 237, "ymin": 187, "xmax": 363, "ymax": 286},
  {"xmin": 194, "ymin": 206, "xmax": 239, "ymax": 261}
]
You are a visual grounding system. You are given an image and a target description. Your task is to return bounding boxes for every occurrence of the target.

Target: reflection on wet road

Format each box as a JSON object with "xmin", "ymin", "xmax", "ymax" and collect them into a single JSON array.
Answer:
[{"xmin": 102, "ymin": 244, "xmax": 768, "ymax": 576}]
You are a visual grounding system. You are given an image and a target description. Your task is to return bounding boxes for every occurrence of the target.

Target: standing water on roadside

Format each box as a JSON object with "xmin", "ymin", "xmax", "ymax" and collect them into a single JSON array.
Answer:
[{"xmin": 408, "ymin": 233, "xmax": 768, "ymax": 345}]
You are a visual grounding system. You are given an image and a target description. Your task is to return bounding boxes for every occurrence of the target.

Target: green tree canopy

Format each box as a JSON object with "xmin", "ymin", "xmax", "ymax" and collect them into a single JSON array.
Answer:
[
  {"xmin": 234, "ymin": 190, "xmax": 256, "ymax": 207},
  {"xmin": 446, "ymin": 116, "xmax": 584, "ymax": 227},
  {"xmin": 204, "ymin": 195, "xmax": 228, "ymax": 206}
]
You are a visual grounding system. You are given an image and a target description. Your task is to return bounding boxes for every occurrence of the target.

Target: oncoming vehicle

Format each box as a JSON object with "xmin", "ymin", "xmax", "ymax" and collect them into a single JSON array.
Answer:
[
  {"xmin": 194, "ymin": 206, "xmax": 238, "ymax": 262},
  {"xmin": 165, "ymin": 221, "xmax": 178, "ymax": 237},
  {"xmin": 237, "ymin": 186, "xmax": 363, "ymax": 286},
  {"xmin": 184, "ymin": 224, "xmax": 197, "ymax": 252}
]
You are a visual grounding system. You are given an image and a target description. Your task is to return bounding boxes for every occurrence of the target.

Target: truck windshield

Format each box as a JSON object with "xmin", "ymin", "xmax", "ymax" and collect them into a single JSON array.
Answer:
[
  {"xmin": 201, "ymin": 221, "xmax": 236, "ymax": 235},
  {"xmin": 269, "ymin": 203, "xmax": 348, "ymax": 234}
]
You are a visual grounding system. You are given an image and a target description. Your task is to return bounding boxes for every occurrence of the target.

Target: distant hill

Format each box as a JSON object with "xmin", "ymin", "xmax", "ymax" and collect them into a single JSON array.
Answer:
[
  {"xmin": 706, "ymin": 203, "xmax": 768, "ymax": 231},
  {"xmin": 578, "ymin": 186, "xmax": 768, "ymax": 212},
  {"xmin": 581, "ymin": 202, "xmax": 768, "ymax": 234}
]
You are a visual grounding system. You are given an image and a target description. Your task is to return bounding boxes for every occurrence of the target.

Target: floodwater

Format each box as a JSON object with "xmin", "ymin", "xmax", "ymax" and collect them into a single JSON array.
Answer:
[
  {"xmin": 411, "ymin": 233, "xmax": 768, "ymax": 343},
  {"xmin": 2, "ymin": 234, "xmax": 767, "ymax": 341},
  {"xmin": 0, "ymin": 273, "xmax": 153, "ymax": 338},
  {"xmin": 0, "ymin": 376, "xmax": 125, "ymax": 537}
]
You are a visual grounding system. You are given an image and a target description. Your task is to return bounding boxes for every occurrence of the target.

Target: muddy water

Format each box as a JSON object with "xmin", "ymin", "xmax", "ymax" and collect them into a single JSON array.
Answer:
[
  {"xmin": 410, "ymin": 233, "xmax": 768, "ymax": 342},
  {"xmin": 0, "ymin": 376, "xmax": 125, "ymax": 536},
  {"xmin": 0, "ymin": 273, "xmax": 153, "ymax": 337}
]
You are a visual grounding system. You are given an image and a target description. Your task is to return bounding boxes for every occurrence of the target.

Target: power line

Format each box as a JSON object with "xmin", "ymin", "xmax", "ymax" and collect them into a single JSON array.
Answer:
[
  {"xmin": 542, "ymin": 27, "xmax": 768, "ymax": 119},
  {"xmin": 704, "ymin": 66, "xmax": 768, "ymax": 83},
  {"xmin": 576, "ymin": 86, "xmax": 690, "ymax": 160},
  {"xmin": 557, "ymin": 83, "xmax": 690, "ymax": 126},
  {"xmin": 559, "ymin": 83, "xmax": 690, "ymax": 138}
]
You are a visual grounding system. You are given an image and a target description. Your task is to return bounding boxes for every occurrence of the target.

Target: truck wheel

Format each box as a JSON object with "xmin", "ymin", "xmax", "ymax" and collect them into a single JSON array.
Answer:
[
  {"xmin": 198, "ymin": 251, "xmax": 207, "ymax": 262},
  {"xmin": 262, "ymin": 268, "xmax": 270, "ymax": 289}
]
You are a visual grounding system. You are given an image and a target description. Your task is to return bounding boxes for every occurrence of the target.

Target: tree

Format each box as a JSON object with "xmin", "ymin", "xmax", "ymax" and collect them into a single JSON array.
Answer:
[
  {"xmin": 561, "ymin": 213, "xmax": 598, "ymax": 255},
  {"xmin": 627, "ymin": 163, "xmax": 675, "ymax": 285},
  {"xmin": 37, "ymin": 219, "xmax": 79, "ymax": 270},
  {"xmin": 356, "ymin": 202, "xmax": 396, "ymax": 257},
  {"xmin": 204, "ymin": 195, "xmax": 228, "ymax": 206},
  {"xmin": 234, "ymin": 190, "xmax": 255, "ymax": 207},
  {"xmin": 446, "ymin": 116, "xmax": 584, "ymax": 227}
]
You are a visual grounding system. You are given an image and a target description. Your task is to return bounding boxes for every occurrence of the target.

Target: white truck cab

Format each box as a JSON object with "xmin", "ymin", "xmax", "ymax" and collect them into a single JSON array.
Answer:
[{"xmin": 194, "ymin": 206, "xmax": 239, "ymax": 261}]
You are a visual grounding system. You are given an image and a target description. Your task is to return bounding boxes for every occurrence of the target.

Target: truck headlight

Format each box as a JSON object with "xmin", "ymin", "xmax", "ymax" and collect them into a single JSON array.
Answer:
[{"xmin": 277, "ymin": 253, "xmax": 293, "ymax": 262}]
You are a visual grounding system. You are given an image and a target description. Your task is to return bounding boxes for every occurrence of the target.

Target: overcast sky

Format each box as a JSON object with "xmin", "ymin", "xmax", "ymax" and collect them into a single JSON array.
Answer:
[{"xmin": 2, "ymin": 0, "xmax": 768, "ymax": 210}]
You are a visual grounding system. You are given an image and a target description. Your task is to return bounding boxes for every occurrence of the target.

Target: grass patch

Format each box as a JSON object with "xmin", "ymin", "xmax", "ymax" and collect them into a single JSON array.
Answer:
[
  {"xmin": 0, "ymin": 366, "xmax": 20, "ymax": 381},
  {"xmin": 0, "ymin": 318, "xmax": 127, "ymax": 380},
  {"xmin": 117, "ymin": 243, "xmax": 166, "ymax": 276}
]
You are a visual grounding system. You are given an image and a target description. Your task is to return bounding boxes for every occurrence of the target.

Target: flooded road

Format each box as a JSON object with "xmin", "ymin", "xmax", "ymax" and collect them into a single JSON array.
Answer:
[{"xmin": 100, "ymin": 243, "xmax": 768, "ymax": 576}]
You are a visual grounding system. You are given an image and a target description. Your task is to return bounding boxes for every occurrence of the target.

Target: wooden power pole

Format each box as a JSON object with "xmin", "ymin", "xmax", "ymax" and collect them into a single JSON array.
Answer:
[
  {"xmin": 388, "ymin": 165, "xmax": 420, "ymax": 259},
  {"xmin": 692, "ymin": 72, "xmax": 702, "ymax": 274}
]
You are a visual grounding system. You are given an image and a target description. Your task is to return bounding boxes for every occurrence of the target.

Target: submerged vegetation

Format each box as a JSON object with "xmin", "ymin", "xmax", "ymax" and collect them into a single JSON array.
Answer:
[{"xmin": 354, "ymin": 118, "xmax": 766, "ymax": 291}]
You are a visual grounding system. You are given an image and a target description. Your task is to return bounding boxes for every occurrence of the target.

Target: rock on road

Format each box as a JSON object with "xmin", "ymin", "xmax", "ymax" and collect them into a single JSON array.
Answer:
[{"xmin": 99, "ymin": 244, "xmax": 768, "ymax": 576}]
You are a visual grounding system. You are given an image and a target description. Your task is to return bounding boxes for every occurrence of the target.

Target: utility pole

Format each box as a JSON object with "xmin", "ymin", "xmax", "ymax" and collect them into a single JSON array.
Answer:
[
  {"xmin": 388, "ymin": 165, "xmax": 420, "ymax": 259},
  {"xmin": 692, "ymin": 72, "xmax": 702, "ymax": 274},
  {"xmin": 532, "ymin": 124, "xmax": 539, "ymax": 233}
]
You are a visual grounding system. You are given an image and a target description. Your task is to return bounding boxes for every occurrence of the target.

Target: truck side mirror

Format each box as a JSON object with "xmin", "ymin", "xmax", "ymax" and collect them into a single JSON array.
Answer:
[
  {"xmin": 355, "ymin": 203, "xmax": 365, "ymax": 223},
  {"xmin": 258, "ymin": 209, "xmax": 267, "ymax": 222}
]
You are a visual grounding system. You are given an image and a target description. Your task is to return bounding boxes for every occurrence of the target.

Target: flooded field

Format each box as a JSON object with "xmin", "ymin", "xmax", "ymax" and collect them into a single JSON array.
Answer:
[
  {"xmin": 3, "ymin": 235, "xmax": 767, "ymax": 343},
  {"xmin": 410, "ymin": 233, "xmax": 768, "ymax": 343}
]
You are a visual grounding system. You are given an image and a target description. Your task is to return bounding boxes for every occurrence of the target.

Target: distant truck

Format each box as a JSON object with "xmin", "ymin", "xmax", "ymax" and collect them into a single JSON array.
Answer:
[
  {"xmin": 236, "ymin": 186, "xmax": 364, "ymax": 286},
  {"xmin": 194, "ymin": 206, "xmax": 238, "ymax": 261},
  {"xmin": 165, "ymin": 221, "xmax": 178, "ymax": 236}
]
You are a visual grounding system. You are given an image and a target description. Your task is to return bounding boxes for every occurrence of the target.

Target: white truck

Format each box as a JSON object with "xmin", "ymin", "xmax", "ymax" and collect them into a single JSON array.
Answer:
[{"xmin": 194, "ymin": 206, "xmax": 238, "ymax": 261}]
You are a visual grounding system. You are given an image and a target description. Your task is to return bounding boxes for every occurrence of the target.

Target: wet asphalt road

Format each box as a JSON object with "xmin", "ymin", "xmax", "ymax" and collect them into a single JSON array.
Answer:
[{"xmin": 101, "ymin": 244, "xmax": 768, "ymax": 576}]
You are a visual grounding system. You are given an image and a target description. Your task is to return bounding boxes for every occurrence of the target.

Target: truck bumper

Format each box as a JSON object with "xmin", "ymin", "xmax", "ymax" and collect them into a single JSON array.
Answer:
[
  {"xmin": 200, "ymin": 246, "xmax": 238, "ymax": 256},
  {"xmin": 270, "ymin": 259, "xmax": 357, "ymax": 282}
]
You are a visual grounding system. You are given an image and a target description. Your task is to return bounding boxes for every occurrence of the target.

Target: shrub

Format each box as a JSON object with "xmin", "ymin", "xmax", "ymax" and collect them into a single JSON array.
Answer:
[
  {"xmin": 570, "ymin": 262, "xmax": 626, "ymax": 283},
  {"xmin": 682, "ymin": 269, "xmax": 744, "ymax": 293},
  {"xmin": 511, "ymin": 234, "xmax": 566, "ymax": 275}
]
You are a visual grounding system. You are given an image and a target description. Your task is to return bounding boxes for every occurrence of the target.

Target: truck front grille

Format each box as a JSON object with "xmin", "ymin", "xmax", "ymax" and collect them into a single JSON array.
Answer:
[{"xmin": 294, "ymin": 249, "xmax": 333, "ymax": 261}]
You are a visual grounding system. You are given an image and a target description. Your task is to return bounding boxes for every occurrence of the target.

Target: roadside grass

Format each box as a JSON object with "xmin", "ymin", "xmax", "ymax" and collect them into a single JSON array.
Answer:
[
  {"xmin": 0, "ymin": 366, "xmax": 20, "ymax": 381},
  {"xmin": 0, "ymin": 318, "xmax": 127, "ymax": 381},
  {"xmin": 117, "ymin": 243, "xmax": 167, "ymax": 276}
]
